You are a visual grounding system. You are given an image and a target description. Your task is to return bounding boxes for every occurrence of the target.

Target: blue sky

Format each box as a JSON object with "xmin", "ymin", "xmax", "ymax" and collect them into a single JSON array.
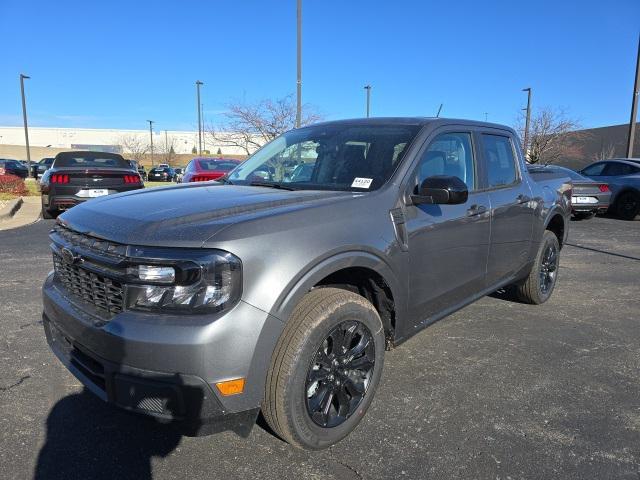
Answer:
[{"xmin": 0, "ymin": 0, "xmax": 638, "ymax": 131}]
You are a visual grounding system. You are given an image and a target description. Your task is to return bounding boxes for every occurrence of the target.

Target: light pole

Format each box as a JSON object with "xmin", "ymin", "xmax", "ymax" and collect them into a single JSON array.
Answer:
[
  {"xmin": 295, "ymin": 0, "xmax": 302, "ymax": 128},
  {"xmin": 196, "ymin": 80, "xmax": 203, "ymax": 154},
  {"xmin": 522, "ymin": 87, "xmax": 532, "ymax": 157},
  {"xmin": 19, "ymin": 74, "xmax": 32, "ymax": 175},
  {"xmin": 626, "ymin": 34, "xmax": 640, "ymax": 158},
  {"xmin": 364, "ymin": 85, "xmax": 372, "ymax": 118},
  {"xmin": 147, "ymin": 120, "xmax": 154, "ymax": 166}
]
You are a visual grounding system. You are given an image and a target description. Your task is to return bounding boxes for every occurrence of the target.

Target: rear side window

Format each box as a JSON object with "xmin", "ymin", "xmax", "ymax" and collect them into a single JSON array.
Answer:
[
  {"xmin": 603, "ymin": 162, "xmax": 639, "ymax": 176},
  {"xmin": 416, "ymin": 132, "xmax": 475, "ymax": 190},
  {"xmin": 482, "ymin": 134, "xmax": 517, "ymax": 187}
]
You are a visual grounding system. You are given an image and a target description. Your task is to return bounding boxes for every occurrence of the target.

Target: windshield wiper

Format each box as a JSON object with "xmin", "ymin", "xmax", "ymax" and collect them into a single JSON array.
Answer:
[{"xmin": 249, "ymin": 181, "xmax": 296, "ymax": 191}]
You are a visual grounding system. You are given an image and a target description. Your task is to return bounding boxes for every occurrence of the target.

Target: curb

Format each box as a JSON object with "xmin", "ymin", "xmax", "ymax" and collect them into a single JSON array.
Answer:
[{"xmin": 0, "ymin": 197, "xmax": 24, "ymax": 220}]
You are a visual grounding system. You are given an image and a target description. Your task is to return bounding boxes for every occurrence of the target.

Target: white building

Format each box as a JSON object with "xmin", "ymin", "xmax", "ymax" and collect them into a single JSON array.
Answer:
[{"xmin": 0, "ymin": 126, "xmax": 250, "ymax": 156}]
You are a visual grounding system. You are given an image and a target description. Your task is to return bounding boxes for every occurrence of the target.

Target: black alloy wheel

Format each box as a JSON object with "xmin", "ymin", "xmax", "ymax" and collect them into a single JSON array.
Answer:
[
  {"xmin": 305, "ymin": 320, "xmax": 375, "ymax": 428},
  {"xmin": 539, "ymin": 243, "xmax": 558, "ymax": 295}
]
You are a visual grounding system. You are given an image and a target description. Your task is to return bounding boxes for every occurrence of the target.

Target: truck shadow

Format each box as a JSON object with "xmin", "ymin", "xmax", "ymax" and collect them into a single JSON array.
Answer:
[{"xmin": 33, "ymin": 388, "xmax": 183, "ymax": 480}]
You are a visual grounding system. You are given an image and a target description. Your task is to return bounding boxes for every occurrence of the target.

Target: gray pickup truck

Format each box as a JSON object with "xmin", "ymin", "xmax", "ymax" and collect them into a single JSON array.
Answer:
[{"xmin": 42, "ymin": 118, "xmax": 571, "ymax": 449}]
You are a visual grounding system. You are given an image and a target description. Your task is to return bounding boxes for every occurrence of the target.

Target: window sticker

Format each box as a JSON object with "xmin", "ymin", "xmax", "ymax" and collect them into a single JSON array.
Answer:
[{"xmin": 351, "ymin": 177, "xmax": 373, "ymax": 189}]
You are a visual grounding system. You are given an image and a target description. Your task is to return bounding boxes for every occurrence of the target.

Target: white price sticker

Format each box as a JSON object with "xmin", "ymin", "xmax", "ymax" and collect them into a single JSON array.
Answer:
[{"xmin": 351, "ymin": 177, "xmax": 373, "ymax": 189}]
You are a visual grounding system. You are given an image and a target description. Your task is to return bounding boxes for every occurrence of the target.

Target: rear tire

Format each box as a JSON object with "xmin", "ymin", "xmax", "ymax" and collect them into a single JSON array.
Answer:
[
  {"xmin": 614, "ymin": 191, "xmax": 640, "ymax": 221},
  {"xmin": 516, "ymin": 230, "xmax": 560, "ymax": 305},
  {"xmin": 41, "ymin": 198, "xmax": 57, "ymax": 219},
  {"xmin": 263, "ymin": 288, "xmax": 385, "ymax": 450}
]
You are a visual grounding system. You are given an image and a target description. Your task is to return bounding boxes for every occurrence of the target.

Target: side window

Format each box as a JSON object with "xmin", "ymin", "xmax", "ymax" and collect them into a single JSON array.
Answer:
[
  {"xmin": 416, "ymin": 132, "xmax": 475, "ymax": 190},
  {"xmin": 482, "ymin": 134, "xmax": 518, "ymax": 188},
  {"xmin": 582, "ymin": 163, "xmax": 606, "ymax": 176},
  {"xmin": 603, "ymin": 162, "xmax": 637, "ymax": 176}
]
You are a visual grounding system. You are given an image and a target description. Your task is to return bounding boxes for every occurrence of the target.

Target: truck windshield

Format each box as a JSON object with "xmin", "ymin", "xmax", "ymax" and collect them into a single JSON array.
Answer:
[{"xmin": 227, "ymin": 124, "xmax": 421, "ymax": 191}]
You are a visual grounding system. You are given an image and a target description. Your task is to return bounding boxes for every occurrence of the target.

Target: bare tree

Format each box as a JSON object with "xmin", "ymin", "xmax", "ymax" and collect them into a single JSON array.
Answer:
[
  {"xmin": 206, "ymin": 94, "xmax": 322, "ymax": 155},
  {"xmin": 595, "ymin": 141, "xmax": 616, "ymax": 161},
  {"xmin": 115, "ymin": 134, "xmax": 149, "ymax": 163},
  {"xmin": 157, "ymin": 133, "xmax": 178, "ymax": 164},
  {"xmin": 517, "ymin": 107, "xmax": 584, "ymax": 164}
]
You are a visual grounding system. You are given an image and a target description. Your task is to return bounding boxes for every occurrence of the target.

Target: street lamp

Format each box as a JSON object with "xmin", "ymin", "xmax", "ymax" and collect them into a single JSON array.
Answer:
[
  {"xmin": 196, "ymin": 80, "xmax": 203, "ymax": 155},
  {"xmin": 364, "ymin": 85, "xmax": 372, "ymax": 118},
  {"xmin": 626, "ymin": 34, "xmax": 640, "ymax": 158},
  {"xmin": 147, "ymin": 120, "xmax": 154, "ymax": 166},
  {"xmin": 522, "ymin": 87, "xmax": 532, "ymax": 157},
  {"xmin": 19, "ymin": 74, "xmax": 32, "ymax": 175},
  {"xmin": 295, "ymin": 0, "xmax": 302, "ymax": 128}
]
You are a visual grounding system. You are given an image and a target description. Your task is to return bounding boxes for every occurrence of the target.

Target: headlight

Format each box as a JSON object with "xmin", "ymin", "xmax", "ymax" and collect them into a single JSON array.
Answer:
[{"xmin": 125, "ymin": 249, "xmax": 241, "ymax": 314}]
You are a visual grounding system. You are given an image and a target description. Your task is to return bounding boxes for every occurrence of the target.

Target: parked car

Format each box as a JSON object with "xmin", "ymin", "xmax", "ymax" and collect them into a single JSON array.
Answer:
[
  {"xmin": 0, "ymin": 158, "xmax": 29, "ymax": 179},
  {"xmin": 127, "ymin": 160, "xmax": 147, "ymax": 181},
  {"xmin": 39, "ymin": 151, "xmax": 143, "ymax": 219},
  {"xmin": 147, "ymin": 166, "xmax": 176, "ymax": 182},
  {"xmin": 32, "ymin": 157, "xmax": 55, "ymax": 179},
  {"xmin": 579, "ymin": 159, "xmax": 640, "ymax": 220},
  {"xmin": 174, "ymin": 167, "xmax": 184, "ymax": 183},
  {"xmin": 527, "ymin": 164, "xmax": 610, "ymax": 219},
  {"xmin": 42, "ymin": 118, "xmax": 571, "ymax": 450},
  {"xmin": 182, "ymin": 158, "xmax": 241, "ymax": 182}
]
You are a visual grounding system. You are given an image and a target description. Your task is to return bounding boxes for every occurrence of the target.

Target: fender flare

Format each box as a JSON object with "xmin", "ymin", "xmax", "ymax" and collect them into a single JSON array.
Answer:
[{"xmin": 271, "ymin": 250, "xmax": 406, "ymax": 329}]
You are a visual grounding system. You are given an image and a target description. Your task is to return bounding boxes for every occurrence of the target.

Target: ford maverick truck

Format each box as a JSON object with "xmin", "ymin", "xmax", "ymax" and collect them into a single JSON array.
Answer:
[{"xmin": 42, "ymin": 118, "xmax": 571, "ymax": 449}]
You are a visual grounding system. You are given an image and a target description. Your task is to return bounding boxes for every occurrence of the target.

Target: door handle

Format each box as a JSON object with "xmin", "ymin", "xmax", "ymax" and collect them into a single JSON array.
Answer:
[
  {"xmin": 467, "ymin": 204, "xmax": 487, "ymax": 216},
  {"xmin": 517, "ymin": 194, "xmax": 531, "ymax": 203}
]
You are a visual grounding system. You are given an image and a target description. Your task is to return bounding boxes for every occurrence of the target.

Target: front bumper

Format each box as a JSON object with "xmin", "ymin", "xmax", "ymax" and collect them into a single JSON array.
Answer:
[{"xmin": 42, "ymin": 272, "xmax": 283, "ymax": 436}]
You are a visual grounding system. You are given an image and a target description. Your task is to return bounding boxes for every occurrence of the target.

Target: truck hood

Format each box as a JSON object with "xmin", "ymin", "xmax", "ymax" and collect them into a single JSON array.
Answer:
[{"xmin": 58, "ymin": 183, "xmax": 353, "ymax": 247}]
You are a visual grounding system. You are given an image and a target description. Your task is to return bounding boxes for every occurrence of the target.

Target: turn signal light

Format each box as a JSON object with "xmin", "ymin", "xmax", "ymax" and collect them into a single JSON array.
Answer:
[
  {"xmin": 598, "ymin": 184, "xmax": 609, "ymax": 192},
  {"xmin": 215, "ymin": 378, "xmax": 245, "ymax": 396},
  {"xmin": 123, "ymin": 175, "xmax": 140, "ymax": 184},
  {"xmin": 51, "ymin": 174, "xmax": 70, "ymax": 184}
]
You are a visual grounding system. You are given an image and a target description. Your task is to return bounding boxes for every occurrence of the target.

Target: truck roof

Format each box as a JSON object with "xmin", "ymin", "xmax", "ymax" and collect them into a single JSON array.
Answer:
[{"xmin": 308, "ymin": 116, "xmax": 516, "ymax": 132}]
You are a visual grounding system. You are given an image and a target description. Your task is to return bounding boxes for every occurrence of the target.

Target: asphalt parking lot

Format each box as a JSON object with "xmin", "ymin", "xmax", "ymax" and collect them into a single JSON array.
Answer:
[{"xmin": 1, "ymin": 216, "xmax": 639, "ymax": 480}]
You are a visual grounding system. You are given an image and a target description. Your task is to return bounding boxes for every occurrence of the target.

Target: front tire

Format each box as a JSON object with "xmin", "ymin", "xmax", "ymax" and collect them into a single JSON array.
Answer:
[
  {"xmin": 516, "ymin": 230, "xmax": 560, "ymax": 304},
  {"xmin": 263, "ymin": 288, "xmax": 385, "ymax": 450}
]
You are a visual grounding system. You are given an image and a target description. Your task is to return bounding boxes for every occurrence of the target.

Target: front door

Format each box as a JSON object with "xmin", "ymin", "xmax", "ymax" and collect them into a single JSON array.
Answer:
[{"xmin": 404, "ymin": 130, "xmax": 491, "ymax": 326}]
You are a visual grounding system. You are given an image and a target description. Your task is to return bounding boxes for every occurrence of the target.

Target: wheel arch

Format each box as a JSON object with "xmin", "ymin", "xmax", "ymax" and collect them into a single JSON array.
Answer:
[
  {"xmin": 271, "ymin": 251, "xmax": 405, "ymax": 343},
  {"xmin": 544, "ymin": 209, "xmax": 567, "ymax": 248}
]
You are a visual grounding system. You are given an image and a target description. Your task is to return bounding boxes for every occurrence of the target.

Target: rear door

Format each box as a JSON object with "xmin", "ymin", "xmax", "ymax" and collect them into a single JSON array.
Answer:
[
  {"xmin": 404, "ymin": 128, "xmax": 491, "ymax": 325},
  {"xmin": 479, "ymin": 132, "xmax": 534, "ymax": 287}
]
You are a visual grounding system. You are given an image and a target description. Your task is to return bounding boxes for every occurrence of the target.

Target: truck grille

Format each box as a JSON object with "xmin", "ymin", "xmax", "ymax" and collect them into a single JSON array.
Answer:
[{"xmin": 53, "ymin": 254, "xmax": 125, "ymax": 315}]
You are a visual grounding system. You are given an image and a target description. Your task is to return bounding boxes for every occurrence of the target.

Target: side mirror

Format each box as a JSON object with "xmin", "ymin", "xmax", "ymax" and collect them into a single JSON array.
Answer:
[{"xmin": 411, "ymin": 175, "xmax": 468, "ymax": 205}]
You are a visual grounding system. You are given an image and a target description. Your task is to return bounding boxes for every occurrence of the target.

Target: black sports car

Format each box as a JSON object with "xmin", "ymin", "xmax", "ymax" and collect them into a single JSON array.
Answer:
[{"xmin": 40, "ymin": 151, "xmax": 144, "ymax": 218}]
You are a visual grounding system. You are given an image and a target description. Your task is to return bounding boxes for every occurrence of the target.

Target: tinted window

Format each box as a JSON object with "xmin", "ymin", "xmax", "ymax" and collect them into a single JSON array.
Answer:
[
  {"xmin": 416, "ymin": 132, "xmax": 475, "ymax": 189},
  {"xmin": 582, "ymin": 163, "xmax": 606, "ymax": 176},
  {"xmin": 54, "ymin": 152, "xmax": 130, "ymax": 169},
  {"xmin": 482, "ymin": 134, "xmax": 517, "ymax": 187},
  {"xmin": 603, "ymin": 162, "xmax": 639, "ymax": 176}
]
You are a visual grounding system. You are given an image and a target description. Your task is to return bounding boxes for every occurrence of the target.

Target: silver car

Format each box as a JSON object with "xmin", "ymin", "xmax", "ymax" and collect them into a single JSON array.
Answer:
[
  {"xmin": 579, "ymin": 159, "xmax": 640, "ymax": 220},
  {"xmin": 528, "ymin": 164, "xmax": 611, "ymax": 219}
]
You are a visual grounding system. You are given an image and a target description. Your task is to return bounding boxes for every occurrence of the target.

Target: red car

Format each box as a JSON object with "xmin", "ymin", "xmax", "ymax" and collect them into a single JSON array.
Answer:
[{"xmin": 182, "ymin": 158, "xmax": 241, "ymax": 183}]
